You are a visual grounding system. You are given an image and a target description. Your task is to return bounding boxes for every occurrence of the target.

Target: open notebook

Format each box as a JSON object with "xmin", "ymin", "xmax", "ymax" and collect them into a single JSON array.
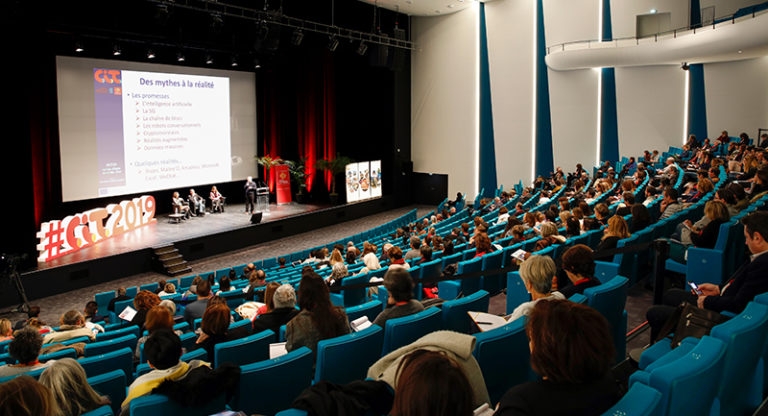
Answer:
[{"xmin": 467, "ymin": 311, "xmax": 514, "ymax": 332}]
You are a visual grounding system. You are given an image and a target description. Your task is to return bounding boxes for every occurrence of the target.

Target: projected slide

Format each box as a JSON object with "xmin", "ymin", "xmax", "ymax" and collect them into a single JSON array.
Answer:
[
  {"xmin": 346, "ymin": 160, "xmax": 382, "ymax": 203},
  {"xmin": 57, "ymin": 56, "xmax": 257, "ymax": 202}
]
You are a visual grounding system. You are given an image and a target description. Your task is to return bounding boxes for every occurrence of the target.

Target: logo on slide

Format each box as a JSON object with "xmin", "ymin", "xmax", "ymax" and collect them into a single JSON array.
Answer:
[{"xmin": 94, "ymin": 68, "xmax": 122, "ymax": 96}]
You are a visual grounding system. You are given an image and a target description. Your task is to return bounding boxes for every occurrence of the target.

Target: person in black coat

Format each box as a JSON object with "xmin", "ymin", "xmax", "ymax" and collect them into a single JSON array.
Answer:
[{"xmin": 252, "ymin": 284, "xmax": 299, "ymax": 335}]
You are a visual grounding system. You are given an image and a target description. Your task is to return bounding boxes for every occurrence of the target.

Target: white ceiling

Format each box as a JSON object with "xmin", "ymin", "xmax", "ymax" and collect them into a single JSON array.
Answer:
[{"xmin": 357, "ymin": 0, "xmax": 477, "ymax": 17}]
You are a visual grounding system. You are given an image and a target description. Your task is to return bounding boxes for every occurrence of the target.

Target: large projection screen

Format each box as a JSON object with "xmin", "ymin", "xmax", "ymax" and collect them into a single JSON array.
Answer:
[{"xmin": 56, "ymin": 56, "xmax": 258, "ymax": 202}]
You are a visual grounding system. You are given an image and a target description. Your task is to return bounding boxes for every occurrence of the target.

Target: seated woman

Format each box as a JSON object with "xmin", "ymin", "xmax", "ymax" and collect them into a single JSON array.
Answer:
[
  {"xmin": 594, "ymin": 215, "xmax": 630, "ymax": 261},
  {"xmin": 135, "ymin": 305, "xmax": 184, "ymax": 363},
  {"xmin": 373, "ymin": 268, "xmax": 424, "ymax": 328},
  {"xmin": 130, "ymin": 290, "xmax": 162, "ymax": 331},
  {"xmin": 286, "ymin": 271, "xmax": 350, "ymax": 354},
  {"xmin": 42, "ymin": 310, "xmax": 99, "ymax": 344},
  {"xmin": 193, "ymin": 302, "xmax": 250, "ymax": 362},
  {"xmin": 209, "ymin": 185, "xmax": 225, "ymax": 213},
  {"xmin": 252, "ymin": 284, "xmax": 300, "ymax": 335},
  {"xmin": 555, "ymin": 244, "xmax": 602, "ymax": 298},
  {"xmin": 534, "ymin": 222, "xmax": 566, "ymax": 251},
  {"xmin": 0, "ymin": 318, "xmax": 13, "ymax": 342},
  {"xmin": 495, "ymin": 299, "xmax": 621, "ymax": 415},
  {"xmin": 507, "ymin": 255, "xmax": 565, "ymax": 322},
  {"xmin": 171, "ymin": 191, "xmax": 191, "ymax": 219},
  {"xmin": 39, "ymin": 358, "xmax": 110, "ymax": 415},
  {"xmin": 669, "ymin": 200, "xmax": 730, "ymax": 263},
  {"xmin": 0, "ymin": 375, "xmax": 60, "ymax": 416}
]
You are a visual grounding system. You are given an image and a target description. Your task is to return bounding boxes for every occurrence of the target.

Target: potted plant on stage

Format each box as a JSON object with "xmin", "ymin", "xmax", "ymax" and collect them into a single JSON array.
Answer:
[
  {"xmin": 255, "ymin": 155, "xmax": 283, "ymax": 196},
  {"xmin": 316, "ymin": 154, "xmax": 353, "ymax": 205},
  {"xmin": 285, "ymin": 157, "xmax": 311, "ymax": 203}
]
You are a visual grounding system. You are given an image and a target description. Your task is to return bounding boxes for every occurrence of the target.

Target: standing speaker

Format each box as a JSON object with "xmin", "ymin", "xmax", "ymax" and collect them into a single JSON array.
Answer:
[{"xmin": 250, "ymin": 212, "xmax": 263, "ymax": 224}]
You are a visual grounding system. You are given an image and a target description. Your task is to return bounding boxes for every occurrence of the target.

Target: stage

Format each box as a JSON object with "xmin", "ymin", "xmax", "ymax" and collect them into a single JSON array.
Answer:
[{"xmin": 2, "ymin": 196, "xmax": 402, "ymax": 308}]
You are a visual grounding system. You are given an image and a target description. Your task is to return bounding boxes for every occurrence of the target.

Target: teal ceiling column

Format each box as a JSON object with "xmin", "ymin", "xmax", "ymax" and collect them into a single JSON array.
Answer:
[
  {"xmin": 534, "ymin": 0, "xmax": 554, "ymax": 178},
  {"xmin": 478, "ymin": 2, "xmax": 497, "ymax": 197},
  {"xmin": 688, "ymin": 64, "xmax": 708, "ymax": 142},
  {"xmin": 599, "ymin": 0, "xmax": 619, "ymax": 164}
]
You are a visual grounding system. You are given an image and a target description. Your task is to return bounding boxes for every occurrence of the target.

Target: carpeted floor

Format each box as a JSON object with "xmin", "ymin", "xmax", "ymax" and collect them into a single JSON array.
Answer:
[{"xmin": 3, "ymin": 204, "xmax": 655, "ymax": 358}]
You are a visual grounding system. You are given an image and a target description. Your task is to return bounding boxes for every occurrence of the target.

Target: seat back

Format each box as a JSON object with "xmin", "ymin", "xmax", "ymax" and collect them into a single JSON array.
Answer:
[
  {"xmin": 473, "ymin": 317, "xmax": 532, "ymax": 405},
  {"xmin": 505, "ymin": 271, "xmax": 530, "ymax": 316},
  {"xmin": 710, "ymin": 301, "xmax": 768, "ymax": 416},
  {"xmin": 112, "ymin": 299, "xmax": 135, "ymax": 319},
  {"xmin": 593, "ymin": 260, "xmax": 620, "ymax": 284},
  {"xmin": 338, "ymin": 272, "xmax": 371, "ymax": 307},
  {"xmin": 644, "ymin": 336, "xmax": 727, "ymax": 416},
  {"xmin": 600, "ymin": 382, "xmax": 662, "ymax": 416},
  {"xmin": 480, "ymin": 250, "xmax": 505, "ymax": 295},
  {"xmin": 88, "ymin": 369, "xmax": 127, "ymax": 415},
  {"xmin": 441, "ymin": 290, "xmax": 490, "ymax": 334},
  {"xmin": 345, "ymin": 299, "xmax": 383, "ymax": 324},
  {"xmin": 382, "ymin": 306, "xmax": 442, "ymax": 355},
  {"xmin": 84, "ymin": 334, "xmax": 138, "ymax": 357},
  {"xmin": 314, "ymin": 325, "xmax": 384, "ymax": 385},
  {"xmin": 79, "ymin": 347, "xmax": 134, "ymax": 382},
  {"xmin": 81, "ymin": 404, "xmax": 113, "ymax": 416},
  {"xmin": 213, "ymin": 329, "xmax": 275, "ymax": 368},
  {"xmin": 584, "ymin": 275, "xmax": 628, "ymax": 364},
  {"xmin": 232, "ymin": 346, "xmax": 314, "ymax": 416},
  {"xmin": 130, "ymin": 393, "xmax": 228, "ymax": 416},
  {"xmin": 95, "ymin": 325, "xmax": 140, "ymax": 342},
  {"xmin": 38, "ymin": 347, "xmax": 78, "ymax": 362},
  {"xmin": 95, "ymin": 291, "xmax": 115, "ymax": 318}
]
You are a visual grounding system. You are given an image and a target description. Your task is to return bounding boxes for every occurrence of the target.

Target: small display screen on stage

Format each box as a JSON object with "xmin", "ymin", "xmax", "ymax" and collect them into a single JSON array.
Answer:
[
  {"xmin": 56, "ymin": 56, "xmax": 258, "ymax": 202},
  {"xmin": 346, "ymin": 160, "xmax": 382, "ymax": 203}
]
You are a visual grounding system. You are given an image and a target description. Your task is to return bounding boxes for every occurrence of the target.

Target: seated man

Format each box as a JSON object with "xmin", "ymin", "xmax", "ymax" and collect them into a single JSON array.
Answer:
[
  {"xmin": 372, "ymin": 268, "xmax": 424, "ymax": 328},
  {"xmin": 121, "ymin": 329, "xmax": 209, "ymax": 413},
  {"xmin": 188, "ymin": 188, "xmax": 206, "ymax": 216},
  {"xmin": 645, "ymin": 211, "xmax": 768, "ymax": 342},
  {"xmin": 0, "ymin": 327, "xmax": 54, "ymax": 377},
  {"xmin": 42, "ymin": 310, "xmax": 100, "ymax": 344},
  {"xmin": 183, "ymin": 279, "xmax": 213, "ymax": 327}
]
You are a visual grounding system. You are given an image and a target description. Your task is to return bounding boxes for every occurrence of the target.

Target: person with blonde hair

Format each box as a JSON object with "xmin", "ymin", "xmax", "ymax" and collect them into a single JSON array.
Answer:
[
  {"xmin": 594, "ymin": 215, "xmax": 630, "ymax": 260},
  {"xmin": 507, "ymin": 255, "xmax": 565, "ymax": 322},
  {"xmin": 39, "ymin": 358, "xmax": 110, "ymax": 416},
  {"xmin": 0, "ymin": 318, "xmax": 13, "ymax": 341}
]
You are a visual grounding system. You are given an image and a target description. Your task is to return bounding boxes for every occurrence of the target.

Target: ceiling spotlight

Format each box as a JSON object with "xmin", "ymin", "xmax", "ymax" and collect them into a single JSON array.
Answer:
[
  {"xmin": 176, "ymin": 51, "xmax": 185, "ymax": 62},
  {"xmin": 231, "ymin": 56, "xmax": 238, "ymax": 67},
  {"xmin": 205, "ymin": 54, "xmax": 214, "ymax": 65},
  {"xmin": 328, "ymin": 36, "xmax": 339, "ymax": 52},
  {"xmin": 254, "ymin": 58, "xmax": 261, "ymax": 69},
  {"xmin": 650, "ymin": 8, "xmax": 657, "ymax": 14},
  {"xmin": 291, "ymin": 29, "xmax": 304, "ymax": 46},
  {"xmin": 356, "ymin": 41, "xmax": 368, "ymax": 56},
  {"xmin": 681, "ymin": 62, "xmax": 689, "ymax": 71},
  {"xmin": 147, "ymin": 49, "xmax": 156, "ymax": 59},
  {"xmin": 112, "ymin": 44, "xmax": 121, "ymax": 56},
  {"xmin": 74, "ymin": 41, "xmax": 84, "ymax": 53}
]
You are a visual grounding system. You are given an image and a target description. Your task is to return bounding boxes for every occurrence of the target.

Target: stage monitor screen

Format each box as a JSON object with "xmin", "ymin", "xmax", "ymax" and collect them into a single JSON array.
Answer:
[
  {"xmin": 346, "ymin": 160, "xmax": 382, "ymax": 203},
  {"xmin": 56, "ymin": 56, "xmax": 258, "ymax": 202}
]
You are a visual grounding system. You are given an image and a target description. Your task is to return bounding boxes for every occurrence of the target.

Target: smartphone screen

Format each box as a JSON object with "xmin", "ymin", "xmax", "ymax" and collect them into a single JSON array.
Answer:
[{"xmin": 688, "ymin": 281, "xmax": 702, "ymax": 295}]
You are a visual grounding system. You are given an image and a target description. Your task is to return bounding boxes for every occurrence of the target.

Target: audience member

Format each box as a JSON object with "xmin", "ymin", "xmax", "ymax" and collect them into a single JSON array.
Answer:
[
  {"xmin": 0, "ymin": 327, "xmax": 53, "ymax": 377},
  {"xmin": 43, "ymin": 310, "xmax": 98, "ymax": 344},
  {"xmin": 404, "ymin": 236, "xmax": 422, "ymax": 261},
  {"xmin": 0, "ymin": 318, "xmax": 13, "ymax": 341},
  {"xmin": 244, "ymin": 269, "xmax": 267, "ymax": 302},
  {"xmin": 158, "ymin": 282, "xmax": 176, "ymax": 297},
  {"xmin": 495, "ymin": 299, "xmax": 621, "ymax": 415},
  {"xmin": 216, "ymin": 275, "xmax": 235, "ymax": 296},
  {"xmin": 390, "ymin": 350, "xmax": 475, "ymax": 416},
  {"xmin": 0, "ymin": 375, "xmax": 60, "ymax": 416},
  {"xmin": 135, "ymin": 305, "xmax": 182, "ymax": 362},
  {"xmin": 594, "ymin": 215, "xmax": 630, "ymax": 260},
  {"xmin": 286, "ymin": 271, "xmax": 350, "ymax": 354},
  {"xmin": 193, "ymin": 303, "xmax": 250, "ymax": 362},
  {"xmin": 131, "ymin": 290, "xmax": 161, "ymax": 330},
  {"xmin": 373, "ymin": 268, "xmax": 425, "ymax": 328},
  {"xmin": 387, "ymin": 246, "xmax": 410, "ymax": 270},
  {"xmin": 556, "ymin": 244, "xmax": 601, "ymax": 298},
  {"xmin": 39, "ymin": 358, "xmax": 110, "ymax": 415},
  {"xmin": 644, "ymin": 211, "xmax": 768, "ymax": 341},
  {"xmin": 153, "ymin": 279, "xmax": 167, "ymax": 295},
  {"xmin": 629, "ymin": 203, "xmax": 652, "ymax": 233},
  {"xmin": 254, "ymin": 281, "xmax": 281, "ymax": 317},
  {"xmin": 184, "ymin": 279, "xmax": 213, "ymax": 326},
  {"xmin": 252, "ymin": 284, "xmax": 300, "ymax": 335},
  {"xmin": 83, "ymin": 300, "xmax": 104, "ymax": 324},
  {"xmin": 121, "ymin": 329, "xmax": 209, "ymax": 413},
  {"xmin": 107, "ymin": 288, "xmax": 130, "ymax": 313},
  {"xmin": 507, "ymin": 256, "xmax": 565, "ymax": 322}
]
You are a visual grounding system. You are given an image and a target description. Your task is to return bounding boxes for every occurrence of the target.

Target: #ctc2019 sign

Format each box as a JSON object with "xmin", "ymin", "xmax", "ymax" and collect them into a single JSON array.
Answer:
[{"xmin": 36, "ymin": 195, "xmax": 156, "ymax": 262}]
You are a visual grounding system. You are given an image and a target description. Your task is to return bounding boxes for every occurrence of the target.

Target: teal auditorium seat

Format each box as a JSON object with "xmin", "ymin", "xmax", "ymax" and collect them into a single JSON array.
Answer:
[
  {"xmin": 88, "ymin": 369, "xmax": 126, "ymax": 415},
  {"xmin": 664, "ymin": 220, "xmax": 738, "ymax": 285},
  {"xmin": 472, "ymin": 317, "xmax": 532, "ymax": 405},
  {"xmin": 480, "ymin": 250, "xmax": 505, "ymax": 295},
  {"xmin": 441, "ymin": 290, "xmax": 490, "ymax": 334},
  {"xmin": 81, "ymin": 405, "xmax": 113, "ymax": 416},
  {"xmin": 329, "ymin": 272, "xmax": 371, "ymax": 307},
  {"xmin": 38, "ymin": 347, "xmax": 78, "ymax": 362},
  {"xmin": 438, "ymin": 256, "xmax": 484, "ymax": 300},
  {"xmin": 505, "ymin": 271, "xmax": 530, "ymax": 316},
  {"xmin": 213, "ymin": 329, "xmax": 274, "ymax": 368},
  {"xmin": 231, "ymin": 347, "xmax": 314, "ymax": 416},
  {"xmin": 314, "ymin": 324, "xmax": 384, "ymax": 385},
  {"xmin": 80, "ymin": 347, "xmax": 134, "ymax": 382},
  {"xmin": 84, "ymin": 334, "xmax": 138, "ymax": 357},
  {"xmin": 629, "ymin": 336, "xmax": 726, "ymax": 416},
  {"xmin": 381, "ymin": 306, "xmax": 442, "ymax": 355},
  {"xmin": 593, "ymin": 260, "xmax": 620, "ymax": 284},
  {"xmin": 95, "ymin": 325, "xmax": 140, "ymax": 342},
  {"xmin": 600, "ymin": 382, "xmax": 662, "ymax": 416},
  {"xmin": 584, "ymin": 276, "xmax": 628, "ymax": 364},
  {"xmin": 129, "ymin": 393, "xmax": 228, "ymax": 416},
  {"xmin": 345, "ymin": 299, "xmax": 383, "ymax": 324},
  {"xmin": 95, "ymin": 291, "xmax": 115, "ymax": 318}
]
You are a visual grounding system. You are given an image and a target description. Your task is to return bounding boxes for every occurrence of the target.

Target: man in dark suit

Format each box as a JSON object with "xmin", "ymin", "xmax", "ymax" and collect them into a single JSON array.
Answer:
[
  {"xmin": 183, "ymin": 279, "xmax": 212, "ymax": 327},
  {"xmin": 645, "ymin": 211, "xmax": 768, "ymax": 341}
]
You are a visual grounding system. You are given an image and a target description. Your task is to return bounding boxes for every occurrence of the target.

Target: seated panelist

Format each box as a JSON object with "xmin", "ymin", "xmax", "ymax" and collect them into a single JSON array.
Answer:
[
  {"xmin": 171, "ymin": 192, "xmax": 190, "ymax": 219},
  {"xmin": 210, "ymin": 186, "xmax": 225, "ymax": 213},
  {"xmin": 188, "ymin": 188, "xmax": 206, "ymax": 216}
]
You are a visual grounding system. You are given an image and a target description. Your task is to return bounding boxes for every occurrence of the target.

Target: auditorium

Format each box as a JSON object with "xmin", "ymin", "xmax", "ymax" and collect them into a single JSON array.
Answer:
[{"xmin": 1, "ymin": 0, "xmax": 768, "ymax": 415}]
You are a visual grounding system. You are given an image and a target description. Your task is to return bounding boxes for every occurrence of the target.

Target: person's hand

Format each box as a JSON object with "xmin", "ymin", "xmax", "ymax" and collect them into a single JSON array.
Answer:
[
  {"xmin": 196, "ymin": 332, "xmax": 209, "ymax": 344},
  {"xmin": 697, "ymin": 283, "xmax": 720, "ymax": 296},
  {"xmin": 683, "ymin": 219, "xmax": 693, "ymax": 228},
  {"xmin": 697, "ymin": 295, "xmax": 708, "ymax": 309}
]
